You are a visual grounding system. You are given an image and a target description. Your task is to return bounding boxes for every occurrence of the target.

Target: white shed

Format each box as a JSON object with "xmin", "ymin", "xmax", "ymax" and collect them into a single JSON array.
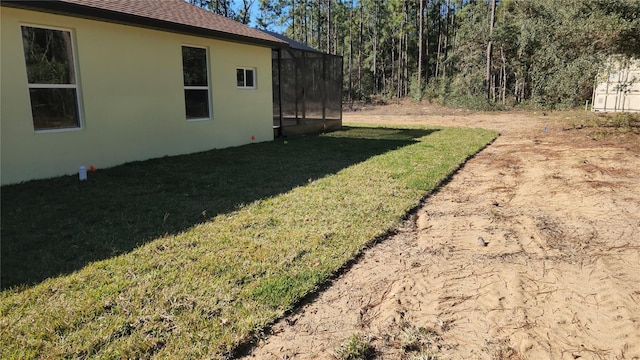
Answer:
[{"xmin": 592, "ymin": 58, "xmax": 640, "ymax": 113}]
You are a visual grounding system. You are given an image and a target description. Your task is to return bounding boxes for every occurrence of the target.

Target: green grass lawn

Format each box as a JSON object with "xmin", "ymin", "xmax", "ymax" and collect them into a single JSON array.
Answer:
[{"xmin": 0, "ymin": 125, "xmax": 497, "ymax": 359}]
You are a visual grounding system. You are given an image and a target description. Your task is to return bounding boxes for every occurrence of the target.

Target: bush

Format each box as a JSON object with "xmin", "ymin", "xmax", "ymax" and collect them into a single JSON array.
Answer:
[
  {"xmin": 423, "ymin": 78, "xmax": 451, "ymax": 104},
  {"xmin": 409, "ymin": 74, "xmax": 424, "ymax": 102},
  {"xmin": 595, "ymin": 112, "xmax": 640, "ymax": 131},
  {"xmin": 335, "ymin": 334, "xmax": 376, "ymax": 360},
  {"xmin": 445, "ymin": 95, "xmax": 503, "ymax": 111}
]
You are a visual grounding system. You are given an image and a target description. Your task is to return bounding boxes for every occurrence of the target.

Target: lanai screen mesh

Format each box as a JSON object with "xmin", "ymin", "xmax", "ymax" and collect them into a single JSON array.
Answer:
[{"xmin": 272, "ymin": 48, "xmax": 342, "ymax": 136}]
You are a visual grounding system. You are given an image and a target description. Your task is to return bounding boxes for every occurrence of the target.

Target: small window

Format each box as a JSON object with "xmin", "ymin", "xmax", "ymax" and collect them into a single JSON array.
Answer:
[
  {"xmin": 236, "ymin": 68, "xmax": 256, "ymax": 89},
  {"xmin": 21, "ymin": 25, "xmax": 81, "ymax": 131},
  {"xmin": 182, "ymin": 46, "xmax": 210, "ymax": 120}
]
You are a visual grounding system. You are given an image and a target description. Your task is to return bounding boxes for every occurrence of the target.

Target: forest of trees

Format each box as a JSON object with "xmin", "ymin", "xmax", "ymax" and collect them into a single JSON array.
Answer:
[{"xmin": 189, "ymin": 0, "xmax": 640, "ymax": 109}]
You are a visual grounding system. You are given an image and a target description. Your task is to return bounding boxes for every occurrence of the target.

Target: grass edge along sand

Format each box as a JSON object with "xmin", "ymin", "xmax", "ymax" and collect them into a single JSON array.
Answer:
[{"xmin": 0, "ymin": 125, "xmax": 497, "ymax": 359}]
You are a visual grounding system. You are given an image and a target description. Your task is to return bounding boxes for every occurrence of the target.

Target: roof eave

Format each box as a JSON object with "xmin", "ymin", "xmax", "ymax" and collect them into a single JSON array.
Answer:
[{"xmin": 1, "ymin": 0, "xmax": 288, "ymax": 49}]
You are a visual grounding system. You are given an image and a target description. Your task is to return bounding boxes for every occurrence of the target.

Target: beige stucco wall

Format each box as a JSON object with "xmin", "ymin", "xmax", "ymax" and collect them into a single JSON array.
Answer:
[{"xmin": 1, "ymin": 7, "xmax": 274, "ymax": 185}]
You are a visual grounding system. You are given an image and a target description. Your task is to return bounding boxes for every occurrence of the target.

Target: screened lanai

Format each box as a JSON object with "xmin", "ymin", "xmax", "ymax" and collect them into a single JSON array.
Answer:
[{"xmin": 266, "ymin": 31, "xmax": 343, "ymax": 137}]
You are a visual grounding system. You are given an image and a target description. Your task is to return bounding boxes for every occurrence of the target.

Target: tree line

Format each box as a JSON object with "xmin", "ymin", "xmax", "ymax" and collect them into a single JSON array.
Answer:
[{"xmin": 189, "ymin": 0, "xmax": 640, "ymax": 109}]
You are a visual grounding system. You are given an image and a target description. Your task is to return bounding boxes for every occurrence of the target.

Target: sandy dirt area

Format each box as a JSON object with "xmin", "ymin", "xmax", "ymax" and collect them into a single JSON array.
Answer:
[{"xmin": 243, "ymin": 104, "xmax": 640, "ymax": 360}]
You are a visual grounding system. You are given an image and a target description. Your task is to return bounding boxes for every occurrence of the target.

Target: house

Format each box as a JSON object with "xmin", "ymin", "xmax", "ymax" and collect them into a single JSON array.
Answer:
[
  {"xmin": 592, "ymin": 57, "xmax": 640, "ymax": 113},
  {"xmin": 0, "ymin": 0, "xmax": 289, "ymax": 185}
]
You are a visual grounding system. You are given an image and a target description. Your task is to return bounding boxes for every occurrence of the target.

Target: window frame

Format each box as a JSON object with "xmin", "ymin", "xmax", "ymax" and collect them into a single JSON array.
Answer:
[
  {"xmin": 181, "ymin": 44, "xmax": 211, "ymax": 121},
  {"xmin": 236, "ymin": 67, "xmax": 257, "ymax": 89},
  {"xmin": 21, "ymin": 23, "xmax": 83, "ymax": 133}
]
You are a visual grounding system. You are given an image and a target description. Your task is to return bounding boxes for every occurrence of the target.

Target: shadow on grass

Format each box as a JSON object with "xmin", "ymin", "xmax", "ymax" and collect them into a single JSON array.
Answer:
[{"xmin": 1, "ymin": 126, "xmax": 438, "ymax": 290}]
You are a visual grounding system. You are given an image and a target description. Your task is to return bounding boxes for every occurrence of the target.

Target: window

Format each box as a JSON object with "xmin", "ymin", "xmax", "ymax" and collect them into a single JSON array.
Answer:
[
  {"xmin": 182, "ymin": 46, "xmax": 210, "ymax": 120},
  {"xmin": 21, "ymin": 25, "xmax": 81, "ymax": 131},
  {"xmin": 236, "ymin": 68, "xmax": 256, "ymax": 89}
]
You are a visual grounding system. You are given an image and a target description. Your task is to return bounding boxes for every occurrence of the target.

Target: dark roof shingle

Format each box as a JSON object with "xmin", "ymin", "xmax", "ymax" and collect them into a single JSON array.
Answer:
[
  {"xmin": 262, "ymin": 30, "xmax": 322, "ymax": 53},
  {"xmin": 2, "ymin": 0, "xmax": 287, "ymax": 48}
]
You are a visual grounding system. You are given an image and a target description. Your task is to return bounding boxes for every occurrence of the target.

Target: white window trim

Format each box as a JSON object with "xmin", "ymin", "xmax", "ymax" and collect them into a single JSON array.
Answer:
[
  {"xmin": 236, "ymin": 67, "xmax": 257, "ymax": 89},
  {"xmin": 21, "ymin": 23, "xmax": 84, "ymax": 133},
  {"xmin": 184, "ymin": 86, "xmax": 209, "ymax": 91},
  {"xmin": 28, "ymin": 83, "xmax": 77, "ymax": 89},
  {"xmin": 182, "ymin": 44, "xmax": 212, "ymax": 122}
]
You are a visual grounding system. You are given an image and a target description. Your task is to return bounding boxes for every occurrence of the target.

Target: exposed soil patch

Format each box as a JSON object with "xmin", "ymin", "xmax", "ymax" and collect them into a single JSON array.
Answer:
[{"xmin": 244, "ymin": 104, "xmax": 640, "ymax": 359}]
